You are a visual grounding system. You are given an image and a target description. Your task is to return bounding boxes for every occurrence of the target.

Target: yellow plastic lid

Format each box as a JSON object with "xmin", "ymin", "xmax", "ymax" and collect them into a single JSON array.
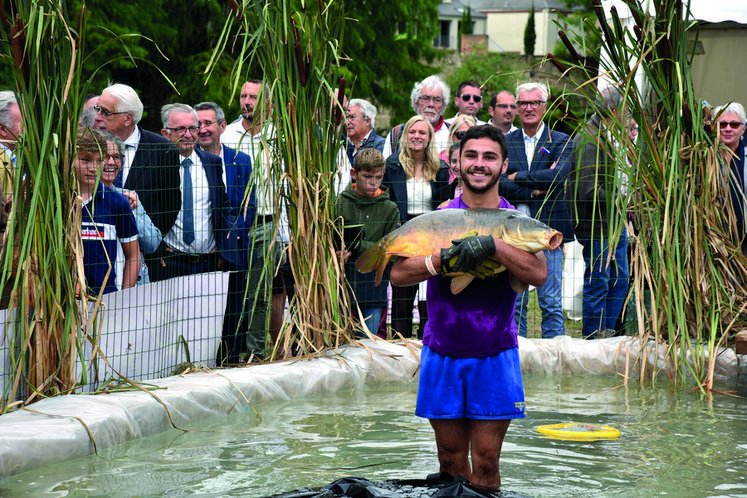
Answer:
[{"xmin": 536, "ymin": 422, "xmax": 621, "ymax": 441}]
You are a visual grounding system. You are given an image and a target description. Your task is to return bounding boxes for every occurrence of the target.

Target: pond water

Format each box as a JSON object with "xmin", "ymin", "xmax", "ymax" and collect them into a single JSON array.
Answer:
[{"xmin": 0, "ymin": 374, "xmax": 745, "ymax": 497}]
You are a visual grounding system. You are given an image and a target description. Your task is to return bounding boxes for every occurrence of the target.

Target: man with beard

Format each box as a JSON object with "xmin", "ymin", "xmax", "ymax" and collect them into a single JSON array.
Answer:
[
  {"xmin": 390, "ymin": 124, "xmax": 547, "ymax": 492},
  {"xmin": 221, "ymin": 80, "xmax": 287, "ymax": 362},
  {"xmin": 382, "ymin": 75, "xmax": 452, "ymax": 158}
]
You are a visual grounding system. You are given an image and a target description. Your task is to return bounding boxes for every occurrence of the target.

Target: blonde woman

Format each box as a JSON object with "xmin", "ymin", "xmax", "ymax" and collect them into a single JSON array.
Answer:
[
  {"xmin": 382, "ymin": 115, "xmax": 450, "ymax": 339},
  {"xmin": 440, "ymin": 114, "xmax": 476, "ymax": 197},
  {"xmin": 439, "ymin": 114, "xmax": 476, "ymax": 163}
]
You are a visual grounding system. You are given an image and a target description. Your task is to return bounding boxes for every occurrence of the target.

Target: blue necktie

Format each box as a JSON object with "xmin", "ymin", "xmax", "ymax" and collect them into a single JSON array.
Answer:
[{"xmin": 182, "ymin": 158, "xmax": 195, "ymax": 245}]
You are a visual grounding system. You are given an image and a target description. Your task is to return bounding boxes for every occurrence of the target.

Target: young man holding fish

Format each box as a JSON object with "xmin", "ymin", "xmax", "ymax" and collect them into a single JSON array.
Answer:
[{"xmin": 389, "ymin": 125, "xmax": 549, "ymax": 492}]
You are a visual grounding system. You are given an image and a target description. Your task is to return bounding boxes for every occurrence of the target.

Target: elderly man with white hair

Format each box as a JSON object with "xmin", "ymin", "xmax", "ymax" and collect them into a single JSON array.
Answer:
[
  {"xmin": 93, "ymin": 83, "xmax": 182, "ymax": 281},
  {"xmin": 382, "ymin": 75, "xmax": 452, "ymax": 158},
  {"xmin": 93, "ymin": 83, "xmax": 182, "ymax": 244},
  {"xmin": 344, "ymin": 98, "xmax": 386, "ymax": 166},
  {"xmin": 500, "ymin": 81, "xmax": 574, "ymax": 340},
  {"xmin": 0, "ymin": 91, "xmax": 22, "ymax": 195}
]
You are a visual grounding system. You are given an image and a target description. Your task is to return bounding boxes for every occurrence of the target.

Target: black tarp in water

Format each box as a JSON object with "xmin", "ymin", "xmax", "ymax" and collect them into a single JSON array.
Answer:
[{"xmin": 265, "ymin": 473, "xmax": 534, "ymax": 498}]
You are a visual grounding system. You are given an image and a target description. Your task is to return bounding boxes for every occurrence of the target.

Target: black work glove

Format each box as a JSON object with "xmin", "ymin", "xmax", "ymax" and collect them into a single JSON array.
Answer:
[{"xmin": 440, "ymin": 235, "xmax": 496, "ymax": 274}]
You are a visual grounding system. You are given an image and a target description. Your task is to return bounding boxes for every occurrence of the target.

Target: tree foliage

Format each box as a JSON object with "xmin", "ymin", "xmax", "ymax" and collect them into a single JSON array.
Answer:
[
  {"xmin": 551, "ymin": 0, "xmax": 602, "ymax": 59},
  {"xmin": 524, "ymin": 3, "xmax": 536, "ymax": 56},
  {"xmin": 461, "ymin": 7, "xmax": 474, "ymax": 35},
  {"xmin": 2, "ymin": 1, "xmax": 443, "ymax": 133},
  {"xmin": 60, "ymin": 0, "xmax": 236, "ymax": 130},
  {"xmin": 340, "ymin": 0, "xmax": 443, "ymax": 127}
]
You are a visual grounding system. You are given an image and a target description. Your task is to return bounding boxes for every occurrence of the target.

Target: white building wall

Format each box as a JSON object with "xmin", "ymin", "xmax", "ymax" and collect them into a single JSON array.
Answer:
[{"xmin": 485, "ymin": 10, "xmax": 565, "ymax": 55}]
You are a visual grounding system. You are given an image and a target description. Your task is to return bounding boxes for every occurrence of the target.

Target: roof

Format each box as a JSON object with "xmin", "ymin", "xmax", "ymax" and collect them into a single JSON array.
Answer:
[
  {"xmin": 603, "ymin": 0, "xmax": 747, "ymax": 25},
  {"xmin": 438, "ymin": 1, "xmax": 488, "ymax": 19},
  {"xmin": 440, "ymin": 0, "xmax": 576, "ymax": 13}
]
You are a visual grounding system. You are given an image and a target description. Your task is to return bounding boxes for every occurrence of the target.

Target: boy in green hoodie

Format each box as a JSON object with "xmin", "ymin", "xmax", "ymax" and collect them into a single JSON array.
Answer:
[{"xmin": 336, "ymin": 148, "xmax": 400, "ymax": 335}]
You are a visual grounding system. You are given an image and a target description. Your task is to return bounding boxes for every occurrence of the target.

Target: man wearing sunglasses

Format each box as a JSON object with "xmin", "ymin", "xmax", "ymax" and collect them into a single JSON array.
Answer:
[
  {"xmin": 446, "ymin": 80, "xmax": 485, "ymax": 126},
  {"xmin": 499, "ymin": 81, "xmax": 574, "ymax": 340}
]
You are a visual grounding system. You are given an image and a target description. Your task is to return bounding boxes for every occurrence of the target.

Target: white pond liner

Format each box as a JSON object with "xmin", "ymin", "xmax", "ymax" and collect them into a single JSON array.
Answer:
[{"xmin": 0, "ymin": 336, "xmax": 744, "ymax": 480}]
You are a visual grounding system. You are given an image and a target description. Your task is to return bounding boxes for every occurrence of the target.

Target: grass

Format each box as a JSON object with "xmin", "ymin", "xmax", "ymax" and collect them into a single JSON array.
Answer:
[{"xmin": 523, "ymin": 290, "xmax": 583, "ymax": 339}]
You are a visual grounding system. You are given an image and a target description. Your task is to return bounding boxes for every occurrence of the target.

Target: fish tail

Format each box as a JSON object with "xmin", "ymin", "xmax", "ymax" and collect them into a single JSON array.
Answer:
[{"xmin": 355, "ymin": 244, "xmax": 391, "ymax": 286}]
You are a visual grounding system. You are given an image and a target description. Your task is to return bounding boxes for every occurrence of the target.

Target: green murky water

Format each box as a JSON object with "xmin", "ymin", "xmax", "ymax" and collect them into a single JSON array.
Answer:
[{"xmin": 0, "ymin": 374, "xmax": 745, "ymax": 497}]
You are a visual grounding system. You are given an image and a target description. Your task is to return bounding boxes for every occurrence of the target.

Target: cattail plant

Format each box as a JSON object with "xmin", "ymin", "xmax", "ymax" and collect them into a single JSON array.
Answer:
[
  {"xmin": 0, "ymin": 0, "xmax": 88, "ymax": 410},
  {"xmin": 552, "ymin": 0, "xmax": 747, "ymax": 391},
  {"xmin": 207, "ymin": 0, "xmax": 359, "ymax": 358}
]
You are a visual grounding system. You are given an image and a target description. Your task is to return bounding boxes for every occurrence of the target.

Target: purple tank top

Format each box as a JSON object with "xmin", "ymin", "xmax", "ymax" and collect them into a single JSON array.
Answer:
[{"xmin": 421, "ymin": 196, "xmax": 520, "ymax": 358}]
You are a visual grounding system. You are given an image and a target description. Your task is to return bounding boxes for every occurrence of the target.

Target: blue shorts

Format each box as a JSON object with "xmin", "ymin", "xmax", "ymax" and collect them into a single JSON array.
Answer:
[{"xmin": 416, "ymin": 345, "xmax": 525, "ymax": 420}]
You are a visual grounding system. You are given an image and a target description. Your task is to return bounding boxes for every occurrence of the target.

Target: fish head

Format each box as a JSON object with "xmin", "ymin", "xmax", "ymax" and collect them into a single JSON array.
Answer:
[{"xmin": 500, "ymin": 212, "xmax": 563, "ymax": 252}]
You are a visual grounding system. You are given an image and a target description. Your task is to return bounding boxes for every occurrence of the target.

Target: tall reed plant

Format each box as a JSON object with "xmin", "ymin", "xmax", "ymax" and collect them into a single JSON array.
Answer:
[
  {"xmin": 551, "ymin": 0, "xmax": 746, "ymax": 390},
  {"xmin": 207, "ymin": 0, "xmax": 358, "ymax": 357},
  {"xmin": 0, "ymin": 0, "xmax": 89, "ymax": 410}
]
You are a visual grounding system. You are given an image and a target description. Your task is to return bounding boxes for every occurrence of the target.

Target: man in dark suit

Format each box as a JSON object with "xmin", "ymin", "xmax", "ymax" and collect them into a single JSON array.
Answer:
[
  {"xmin": 565, "ymin": 87, "xmax": 630, "ymax": 340},
  {"xmin": 94, "ymin": 84, "xmax": 182, "ymax": 280},
  {"xmin": 344, "ymin": 98, "xmax": 386, "ymax": 167},
  {"xmin": 499, "ymin": 82, "xmax": 574, "ymax": 339},
  {"xmin": 157, "ymin": 103, "xmax": 252, "ymax": 281},
  {"xmin": 194, "ymin": 101, "xmax": 257, "ymax": 364}
]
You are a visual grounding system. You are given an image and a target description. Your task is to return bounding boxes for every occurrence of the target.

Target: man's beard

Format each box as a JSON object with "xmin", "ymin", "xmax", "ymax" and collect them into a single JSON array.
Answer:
[
  {"xmin": 241, "ymin": 107, "xmax": 254, "ymax": 121},
  {"xmin": 461, "ymin": 169, "xmax": 500, "ymax": 194}
]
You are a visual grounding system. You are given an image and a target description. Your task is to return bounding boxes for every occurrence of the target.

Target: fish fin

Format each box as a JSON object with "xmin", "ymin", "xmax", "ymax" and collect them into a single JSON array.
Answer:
[
  {"xmin": 450, "ymin": 274, "xmax": 475, "ymax": 294},
  {"xmin": 452, "ymin": 229, "xmax": 479, "ymax": 243},
  {"xmin": 355, "ymin": 245, "xmax": 391, "ymax": 286},
  {"xmin": 509, "ymin": 273, "xmax": 529, "ymax": 293}
]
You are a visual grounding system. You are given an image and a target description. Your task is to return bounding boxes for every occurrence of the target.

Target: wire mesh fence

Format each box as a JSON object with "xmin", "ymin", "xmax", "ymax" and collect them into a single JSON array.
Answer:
[{"xmin": 0, "ymin": 133, "xmax": 642, "ymax": 408}]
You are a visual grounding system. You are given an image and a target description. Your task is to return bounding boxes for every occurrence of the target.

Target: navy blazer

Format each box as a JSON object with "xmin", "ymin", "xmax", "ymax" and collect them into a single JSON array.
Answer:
[
  {"xmin": 345, "ymin": 128, "xmax": 386, "ymax": 166},
  {"xmin": 382, "ymin": 154, "xmax": 451, "ymax": 224},
  {"xmin": 194, "ymin": 147, "xmax": 255, "ymax": 269},
  {"xmin": 499, "ymin": 125, "xmax": 575, "ymax": 241},
  {"xmin": 221, "ymin": 144, "xmax": 254, "ymax": 211},
  {"xmin": 125, "ymin": 127, "xmax": 182, "ymax": 235}
]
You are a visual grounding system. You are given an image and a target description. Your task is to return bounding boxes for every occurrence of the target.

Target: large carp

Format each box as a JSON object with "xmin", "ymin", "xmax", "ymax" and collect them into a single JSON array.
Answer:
[{"xmin": 355, "ymin": 208, "xmax": 563, "ymax": 294}]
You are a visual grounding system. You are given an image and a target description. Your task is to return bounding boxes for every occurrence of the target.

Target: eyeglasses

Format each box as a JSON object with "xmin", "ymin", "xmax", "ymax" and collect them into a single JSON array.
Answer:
[
  {"xmin": 346, "ymin": 113, "xmax": 367, "ymax": 121},
  {"xmin": 106, "ymin": 153, "xmax": 123, "ymax": 162},
  {"xmin": 460, "ymin": 94, "xmax": 482, "ymax": 103},
  {"xmin": 418, "ymin": 95, "xmax": 444, "ymax": 106},
  {"xmin": 166, "ymin": 126, "xmax": 199, "ymax": 136},
  {"xmin": 93, "ymin": 105, "xmax": 129, "ymax": 119},
  {"xmin": 454, "ymin": 131, "xmax": 467, "ymax": 140},
  {"xmin": 718, "ymin": 121, "xmax": 744, "ymax": 130},
  {"xmin": 516, "ymin": 100, "xmax": 546, "ymax": 109},
  {"xmin": 198, "ymin": 120, "xmax": 217, "ymax": 128},
  {"xmin": 495, "ymin": 103, "xmax": 517, "ymax": 110}
]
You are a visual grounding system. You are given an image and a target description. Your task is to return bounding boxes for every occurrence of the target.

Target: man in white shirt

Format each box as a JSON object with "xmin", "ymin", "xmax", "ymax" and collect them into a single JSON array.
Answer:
[
  {"xmin": 221, "ymin": 80, "xmax": 289, "ymax": 361},
  {"xmin": 499, "ymin": 82, "xmax": 574, "ymax": 340},
  {"xmin": 93, "ymin": 84, "xmax": 182, "ymax": 238},
  {"xmin": 158, "ymin": 103, "xmax": 248, "ymax": 280},
  {"xmin": 0, "ymin": 91, "xmax": 22, "ymax": 196}
]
